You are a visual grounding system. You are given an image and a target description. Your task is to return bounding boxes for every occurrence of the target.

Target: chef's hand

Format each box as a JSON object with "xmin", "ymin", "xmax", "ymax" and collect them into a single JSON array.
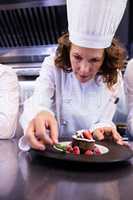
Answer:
[
  {"xmin": 25, "ymin": 111, "xmax": 58, "ymax": 150},
  {"xmin": 93, "ymin": 127, "xmax": 125, "ymax": 145}
]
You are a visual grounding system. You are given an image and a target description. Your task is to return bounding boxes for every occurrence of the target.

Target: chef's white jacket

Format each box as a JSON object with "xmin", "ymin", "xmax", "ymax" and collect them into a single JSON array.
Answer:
[
  {"xmin": 124, "ymin": 59, "xmax": 133, "ymax": 136},
  {"xmin": 19, "ymin": 55, "xmax": 124, "ymax": 151},
  {"xmin": 0, "ymin": 64, "xmax": 19, "ymax": 139}
]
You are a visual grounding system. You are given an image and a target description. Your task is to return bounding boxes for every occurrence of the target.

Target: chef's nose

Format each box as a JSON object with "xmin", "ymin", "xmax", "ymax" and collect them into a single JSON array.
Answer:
[{"xmin": 79, "ymin": 60, "xmax": 91, "ymax": 74}]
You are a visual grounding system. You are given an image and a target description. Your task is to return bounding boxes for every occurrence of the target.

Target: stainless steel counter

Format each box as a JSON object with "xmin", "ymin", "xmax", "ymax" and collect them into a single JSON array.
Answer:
[{"xmin": 0, "ymin": 139, "xmax": 133, "ymax": 200}]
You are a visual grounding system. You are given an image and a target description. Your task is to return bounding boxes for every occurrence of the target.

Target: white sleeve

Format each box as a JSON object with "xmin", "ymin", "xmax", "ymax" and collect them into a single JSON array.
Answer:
[
  {"xmin": 0, "ymin": 65, "xmax": 19, "ymax": 139},
  {"xmin": 20, "ymin": 55, "xmax": 56, "ymax": 133},
  {"xmin": 90, "ymin": 71, "xmax": 123, "ymax": 132},
  {"xmin": 19, "ymin": 56, "xmax": 56, "ymax": 151},
  {"xmin": 124, "ymin": 59, "xmax": 133, "ymax": 136}
]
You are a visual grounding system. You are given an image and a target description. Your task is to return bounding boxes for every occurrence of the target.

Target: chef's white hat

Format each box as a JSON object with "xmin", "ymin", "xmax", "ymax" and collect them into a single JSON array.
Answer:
[{"xmin": 67, "ymin": 0, "xmax": 128, "ymax": 48}]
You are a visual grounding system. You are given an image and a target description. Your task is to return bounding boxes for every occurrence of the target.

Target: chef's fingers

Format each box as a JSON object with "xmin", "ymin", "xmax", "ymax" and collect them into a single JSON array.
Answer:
[
  {"xmin": 47, "ymin": 117, "xmax": 58, "ymax": 144},
  {"xmin": 26, "ymin": 119, "xmax": 46, "ymax": 150},
  {"xmin": 93, "ymin": 128, "xmax": 104, "ymax": 140},
  {"xmin": 34, "ymin": 117, "xmax": 53, "ymax": 145},
  {"xmin": 106, "ymin": 127, "xmax": 123, "ymax": 144}
]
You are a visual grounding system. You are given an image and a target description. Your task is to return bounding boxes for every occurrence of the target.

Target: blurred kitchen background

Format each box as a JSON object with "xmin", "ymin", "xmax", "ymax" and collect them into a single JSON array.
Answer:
[{"xmin": 0, "ymin": 0, "xmax": 132, "ymax": 133}]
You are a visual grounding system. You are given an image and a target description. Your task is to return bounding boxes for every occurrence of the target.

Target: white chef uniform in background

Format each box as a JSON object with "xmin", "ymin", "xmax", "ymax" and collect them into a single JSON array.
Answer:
[
  {"xmin": 0, "ymin": 64, "xmax": 19, "ymax": 139},
  {"xmin": 19, "ymin": 0, "xmax": 127, "ymax": 151},
  {"xmin": 124, "ymin": 59, "xmax": 133, "ymax": 137}
]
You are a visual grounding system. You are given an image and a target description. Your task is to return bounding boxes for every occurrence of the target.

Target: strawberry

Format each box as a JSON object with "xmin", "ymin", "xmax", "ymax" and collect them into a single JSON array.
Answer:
[
  {"xmin": 83, "ymin": 130, "xmax": 93, "ymax": 140},
  {"xmin": 66, "ymin": 145, "xmax": 73, "ymax": 153},
  {"xmin": 73, "ymin": 146, "xmax": 80, "ymax": 155},
  {"xmin": 84, "ymin": 149, "xmax": 93, "ymax": 156}
]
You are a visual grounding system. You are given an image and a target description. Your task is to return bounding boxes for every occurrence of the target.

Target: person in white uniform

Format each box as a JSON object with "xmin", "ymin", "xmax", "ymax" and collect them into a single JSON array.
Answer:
[
  {"xmin": 0, "ymin": 64, "xmax": 19, "ymax": 139},
  {"xmin": 124, "ymin": 59, "xmax": 133, "ymax": 138},
  {"xmin": 19, "ymin": 0, "xmax": 128, "ymax": 151}
]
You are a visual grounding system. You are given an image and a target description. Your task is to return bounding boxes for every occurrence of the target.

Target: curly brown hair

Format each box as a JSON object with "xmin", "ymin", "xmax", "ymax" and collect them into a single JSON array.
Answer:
[{"xmin": 54, "ymin": 33, "xmax": 127, "ymax": 87}]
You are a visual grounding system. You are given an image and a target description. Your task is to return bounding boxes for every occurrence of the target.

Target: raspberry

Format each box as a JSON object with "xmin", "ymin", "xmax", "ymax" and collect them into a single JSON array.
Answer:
[
  {"xmin": 84, "ymin": 149, "xmax": 93, "ymax": 156},
  {"xmin": 73, "ymin": 146, "xmax": 80, "ymax": 155},
  {"xmin": 66, "ymin": 145, "xmax": 73, "ymax": 153},
  {"xmin": 93, "ymin": 147, "xmax": 101, "ymax": 155}
]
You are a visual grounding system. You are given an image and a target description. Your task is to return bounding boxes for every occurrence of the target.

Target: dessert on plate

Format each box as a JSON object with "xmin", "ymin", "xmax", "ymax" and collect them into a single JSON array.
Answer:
[
  {"xmin": 72, "ymin": 129, "xmax": 95, "ymax": 152},
  {"xmin": 55, "ymin": 129, "xmax": 102, "ymax": 156}
]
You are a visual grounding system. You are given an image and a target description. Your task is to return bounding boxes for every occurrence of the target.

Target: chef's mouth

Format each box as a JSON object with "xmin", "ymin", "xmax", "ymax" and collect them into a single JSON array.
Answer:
[
  {"xmin": 78, "ymin": 76, "xmax": 91, "ymax": 83},
  {"xmin": 79, "ymin": 75, "xmax": 91, "ymax": 80},
  {"xmin": 79, "ymin": 75, "xmax": 88, "ymax": 78}
]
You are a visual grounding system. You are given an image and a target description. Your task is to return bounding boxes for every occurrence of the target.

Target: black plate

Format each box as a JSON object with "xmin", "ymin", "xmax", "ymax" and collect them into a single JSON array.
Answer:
[{"xmin": 30, "ymin": 141, "xmax": 133, "ymax": 164}]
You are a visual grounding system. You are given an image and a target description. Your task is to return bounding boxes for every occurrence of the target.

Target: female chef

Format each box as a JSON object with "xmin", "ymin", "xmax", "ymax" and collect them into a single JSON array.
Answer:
[{"xmin": 19, "ymin": 0, "xmax": 128, "ymax": 151}]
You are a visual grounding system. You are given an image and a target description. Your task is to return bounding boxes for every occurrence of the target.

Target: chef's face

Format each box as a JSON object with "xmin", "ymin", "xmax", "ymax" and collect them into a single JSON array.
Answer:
[{"xmin": 70, "ymin": 44, "xmax": 104, "ymax": 83}]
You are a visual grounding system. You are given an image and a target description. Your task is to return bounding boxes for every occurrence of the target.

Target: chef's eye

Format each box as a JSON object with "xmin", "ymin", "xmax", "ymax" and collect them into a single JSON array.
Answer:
[
  {"xmin": 90, "ymin": 58, "xmax": 101, "ymax": 63},
  {"xmin": 74, "ymin": 55, "xmax": 82, "ymax": 61}
]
